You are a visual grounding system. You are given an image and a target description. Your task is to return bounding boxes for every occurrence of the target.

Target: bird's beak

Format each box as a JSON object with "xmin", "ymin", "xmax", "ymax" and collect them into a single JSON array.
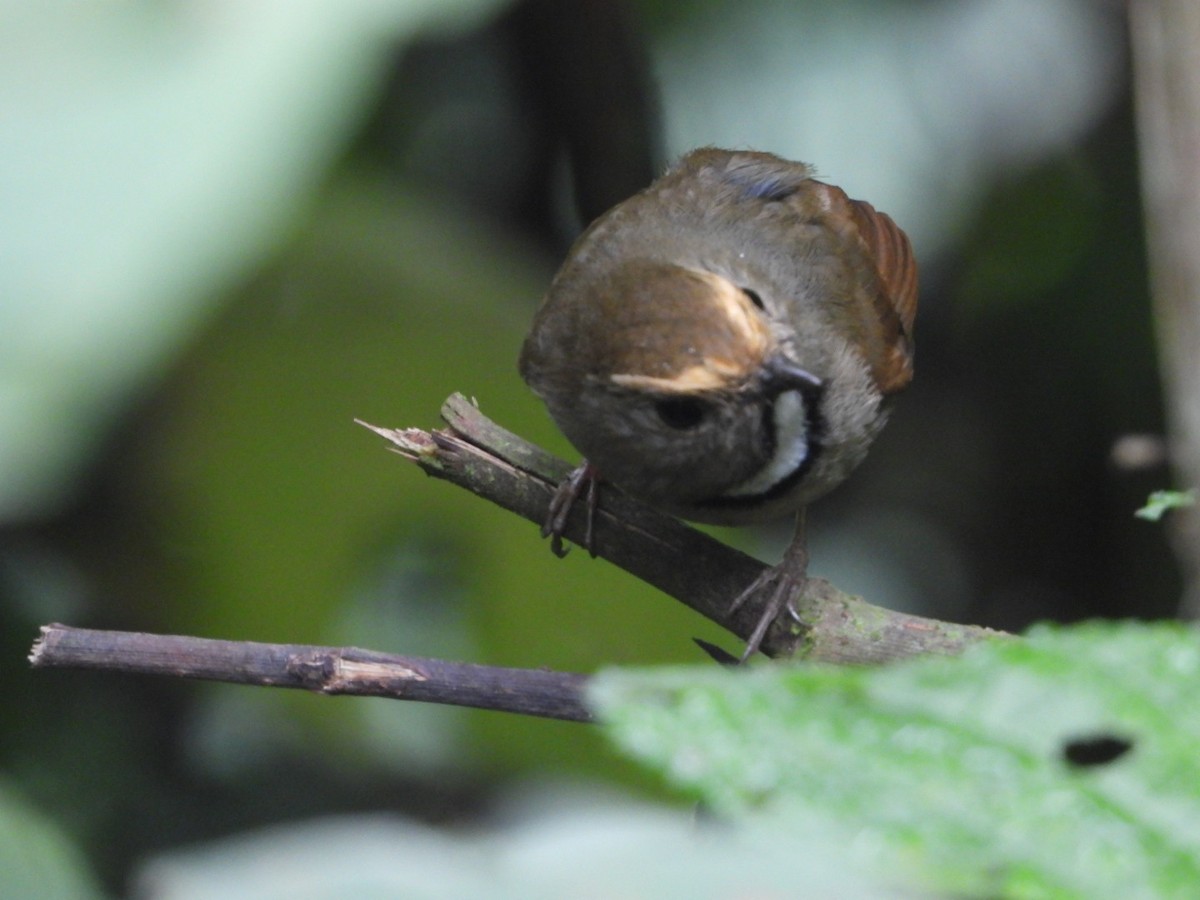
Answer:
[{"xmin": 761, "ymin": 355, "xmax": 824, "ymax": 399}]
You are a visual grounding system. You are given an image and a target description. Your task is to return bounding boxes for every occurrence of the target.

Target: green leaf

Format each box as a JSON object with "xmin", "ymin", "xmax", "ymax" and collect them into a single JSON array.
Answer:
[
  {"xmin": 134, "ymin": 800, "xmax": 892, "ymax": 899},
  {"xmin": 0, "ymin": 0, "xmax": 504, "ymax": 517},
  {"xmin": 0, "ymin": 781, "xmax": 103, "ymax": 900},
  {"xmin": 1136, "ymin": 490, "xmax": 1196, "ymax": 522},
  {"xmin": 589, "ymin": 622, "xmax": 1200, "ymax": 897}
]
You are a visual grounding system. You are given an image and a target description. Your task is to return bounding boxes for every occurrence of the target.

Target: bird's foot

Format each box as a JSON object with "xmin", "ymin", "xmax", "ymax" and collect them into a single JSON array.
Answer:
[
  {"xmin": 728, "ymin": 564, "xmax": 809, "ymax": 662},
  {"xmin": 729, "ymin": 513, "xmax": 810, "ymax": 661},
  {"xmin": 542, "ymin": 462, "xmax": 600, "ymax": 558}
]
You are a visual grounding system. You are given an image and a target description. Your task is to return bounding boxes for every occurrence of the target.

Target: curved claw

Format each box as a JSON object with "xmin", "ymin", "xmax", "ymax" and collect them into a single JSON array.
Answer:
[
  {"xmin": 730, "ymin": 568, "xmax": 807, "ymax": 662},
  {"xmin": 730, "ymin": 510, "xmax": 809, "ymax": 661},
  {"xmin": 542, "ymin": 462, "xmax": 600, "ymax": 558}
]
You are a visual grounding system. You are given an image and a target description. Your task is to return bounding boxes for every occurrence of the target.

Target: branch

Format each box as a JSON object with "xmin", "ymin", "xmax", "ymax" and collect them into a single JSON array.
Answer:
[
  {"xmin": 359, "ymin": 393, "xmax": 1005, "ymax": 664},
  {"xmin": 30, "ymin": 624, "xmax": 592, "ymax": 722},
  {"xmin": 29, "ymin": 395, "xmax": 1005, "ymax": 728}
]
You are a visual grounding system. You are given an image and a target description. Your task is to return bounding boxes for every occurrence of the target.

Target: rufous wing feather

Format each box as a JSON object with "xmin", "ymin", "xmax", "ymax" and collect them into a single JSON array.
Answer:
[{"xmin": 810, "ymin": 181, "xmax": 919, "ymax": 395}]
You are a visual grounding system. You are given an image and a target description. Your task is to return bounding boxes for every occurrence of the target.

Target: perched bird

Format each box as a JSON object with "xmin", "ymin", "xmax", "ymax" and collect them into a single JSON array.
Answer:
[{"xmin": 519, "ymin": 148, "xmax": 917, "ymax": 659}]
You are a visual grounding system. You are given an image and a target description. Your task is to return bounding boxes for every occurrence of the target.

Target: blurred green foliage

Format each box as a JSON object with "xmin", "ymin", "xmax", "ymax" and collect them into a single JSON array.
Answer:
[
  {"xmin": 0, "ymin": 781, "xmax": 102, "ymax": 899},
  {"xmin": 1137, "ymin": 489, "xmax": 1196, "ymax": 522},
  {"xmin": 0, "ymin": 0, "xmax": 1179, "ymax": 894},
  {"xmin": 594, "ymin": 622, "xmax": 1200, "ymax": 896}
]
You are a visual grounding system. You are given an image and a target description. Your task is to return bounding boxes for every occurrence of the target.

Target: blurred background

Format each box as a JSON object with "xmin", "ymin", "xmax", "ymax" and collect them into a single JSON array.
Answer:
[{"xmin": 0, "ymin": 0, "xmax": 1183, "ymax": 894}]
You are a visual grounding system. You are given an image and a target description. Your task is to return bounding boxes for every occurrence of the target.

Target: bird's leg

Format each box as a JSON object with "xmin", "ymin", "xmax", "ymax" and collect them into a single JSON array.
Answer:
[
  {"xmin": 729, "ymin": 509, "xmax": 809, "ymax": 661},
  {"xmin": 542, "ymin": 461, "xmax": 600, "ymax": 558}
]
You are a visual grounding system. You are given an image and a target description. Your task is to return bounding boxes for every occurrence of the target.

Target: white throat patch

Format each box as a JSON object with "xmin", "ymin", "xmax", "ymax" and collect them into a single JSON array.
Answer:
[{"xmin": 724, "ymin": 390, "xmax": 809, "ymax": 497}]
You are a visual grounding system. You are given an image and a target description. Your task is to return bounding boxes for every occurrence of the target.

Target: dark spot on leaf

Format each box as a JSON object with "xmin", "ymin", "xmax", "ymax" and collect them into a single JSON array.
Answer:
[{"xmin": 1062, "ymin": 733, "xmax": 1134, "ymax": 768}]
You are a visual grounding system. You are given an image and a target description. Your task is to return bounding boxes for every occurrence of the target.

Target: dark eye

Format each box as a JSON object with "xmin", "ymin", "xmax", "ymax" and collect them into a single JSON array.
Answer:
[
  {"xmin": 742, "ymin": 288, "xmax": 765, "ymax": 310},
  {"xmin": 654, "ymin": 397, "xmax": 709, "ymax": 430}
]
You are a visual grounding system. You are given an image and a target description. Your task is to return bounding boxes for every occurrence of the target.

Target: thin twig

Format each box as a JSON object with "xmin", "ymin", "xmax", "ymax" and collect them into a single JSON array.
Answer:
[{"xmin": 30, "ymin": 623, "xmax": 592, "ymax": 722}]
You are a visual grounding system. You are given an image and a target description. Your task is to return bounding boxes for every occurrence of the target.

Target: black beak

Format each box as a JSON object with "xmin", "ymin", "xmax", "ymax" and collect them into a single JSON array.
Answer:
[{"xmin": 761, "ymin": 355, "xmax": 825, "ymax": 400}]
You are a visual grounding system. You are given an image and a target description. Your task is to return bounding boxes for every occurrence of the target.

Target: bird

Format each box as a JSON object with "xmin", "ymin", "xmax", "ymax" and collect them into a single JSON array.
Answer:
[{"xmin": 519, "ymin": 147, "xmax": 917, "ymax": 660}]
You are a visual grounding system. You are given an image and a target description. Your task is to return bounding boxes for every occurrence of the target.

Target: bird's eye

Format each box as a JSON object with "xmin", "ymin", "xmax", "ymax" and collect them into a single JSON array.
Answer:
[
  {"xmin": 742, "ymin": 288, "xmax": 765, "ymax": 310},
  {"xmin": 654, "ymin": 397, "xmax": 709, "ymax": 430}
]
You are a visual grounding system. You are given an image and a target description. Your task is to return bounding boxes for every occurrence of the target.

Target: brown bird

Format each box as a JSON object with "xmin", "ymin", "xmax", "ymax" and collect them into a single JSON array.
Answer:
[{"xmin": 519, "ymin": 148, "xmax": 917, "ymax": 659}]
